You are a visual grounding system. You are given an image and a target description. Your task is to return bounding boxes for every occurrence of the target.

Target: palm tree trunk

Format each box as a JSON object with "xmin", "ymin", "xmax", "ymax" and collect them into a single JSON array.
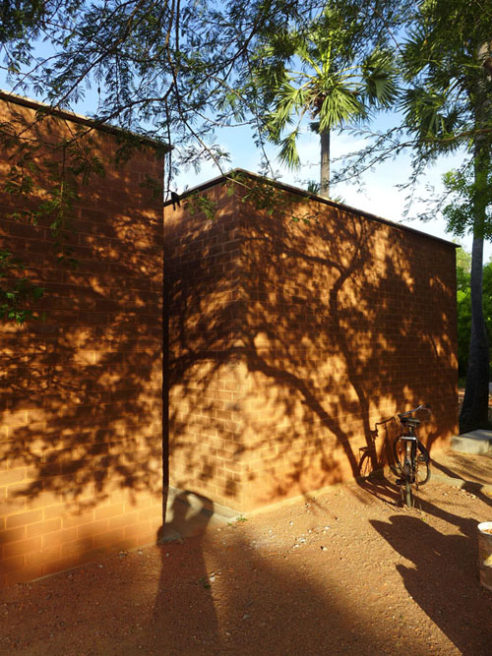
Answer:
[
  {"xmin": 459, "ymin": 233, "xmax": 489, "ymax": 432},
  {"xmin": 459, "ymin": 115, "xmax": 490, "ymax": 432},
  {"xmin": 320, "ymin": 129, "xmax": 330, "ymax": 198}
]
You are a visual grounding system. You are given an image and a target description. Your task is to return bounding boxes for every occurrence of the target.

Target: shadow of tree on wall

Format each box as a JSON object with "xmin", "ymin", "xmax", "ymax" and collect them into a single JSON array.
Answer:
[
  {"xmin": 165, "ymin": 174, "xmax": 458, "ymax": 509},
  {"xmin": 0, "ymin": 101, "xmax": 165, "ymax": 580}
]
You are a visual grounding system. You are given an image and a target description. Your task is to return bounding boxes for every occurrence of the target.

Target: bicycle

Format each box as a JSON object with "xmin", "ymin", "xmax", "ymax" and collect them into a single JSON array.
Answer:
[
  {"xmin": 358, "ymin": 426, "xmax": 388, "ymax": 479},
  {"xmin": 392, "ymin": 405, "xmax": 432, "ymax": 507}
]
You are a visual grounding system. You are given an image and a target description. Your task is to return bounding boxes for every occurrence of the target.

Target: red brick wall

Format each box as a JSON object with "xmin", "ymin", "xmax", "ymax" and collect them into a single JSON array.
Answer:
[
  {"xmin": 0, "ymin": 97, "xmax": 164, "ymax": 584},
  {"xmin": 165, "ymin": 173, "xmax": 458, "ymax": 512},
  {"xmin": 164, "ymin": 184, "xmax": 247, "ymax": 510}
]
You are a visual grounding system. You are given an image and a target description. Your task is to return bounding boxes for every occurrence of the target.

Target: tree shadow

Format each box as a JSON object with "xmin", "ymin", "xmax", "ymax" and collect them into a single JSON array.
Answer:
[
  {"xmin": 1, "ymin": 97, "xmax": 458, "ymax": 586},
  {"xmin": 0, "ymin": 523, "xmax": 440, "ymax": 656},
  {"xmin": 165, "ymin": 171, "xmax": 458, "ymax": 512},
  {"xmin": 432, "ymin": 451, "xmax": 492, "ymax": 487},
  {"xmin": 371, "ymin": 514, "xmax": 492, "ymax": 656},
  {"xmin": 1, "ymin": 97, "xmax": 165, "ymax": 582},
  {"xmin": 120, "ymin": 529, "xmax": 437, "ymax": 656}
]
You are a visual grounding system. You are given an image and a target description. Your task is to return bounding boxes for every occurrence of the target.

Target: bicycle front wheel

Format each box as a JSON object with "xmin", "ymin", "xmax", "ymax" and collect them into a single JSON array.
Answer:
[
  {"xmin": 404, "ymin": 480, "xmax": 414, "ymax": 507},
  {"xmin": 414, "ymin": 442, "xmax": 431, "ymax": 486},
  {"xmin": 393, "ymin": 437, "xmax": 413, "ymax": 477},
  {"xmin": 393, "ymin": 437, "xmax": 416, "ymax": 507}
]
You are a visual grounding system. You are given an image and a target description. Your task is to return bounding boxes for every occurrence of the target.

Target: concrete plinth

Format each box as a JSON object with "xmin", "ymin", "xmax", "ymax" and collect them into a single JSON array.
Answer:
[{"xmin": 451, "ymin": 430, "xmax": 492, "ymax": 455}]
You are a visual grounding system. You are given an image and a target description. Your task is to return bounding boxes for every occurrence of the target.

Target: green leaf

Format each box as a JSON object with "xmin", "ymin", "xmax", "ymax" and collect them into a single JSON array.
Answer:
[{"xmin": 278, "ymin": 129, "xmax": 301, "ymax": 168}]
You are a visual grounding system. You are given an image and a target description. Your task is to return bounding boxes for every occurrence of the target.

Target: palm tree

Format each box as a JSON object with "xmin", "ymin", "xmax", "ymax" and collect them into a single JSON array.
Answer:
[
  {"xmin": 252, "ymin": 8, "xmax": 397, "ymax": 198},
  {"xmin": 400, "ymin": 0, "xmax": 492, "ymax": 432}
]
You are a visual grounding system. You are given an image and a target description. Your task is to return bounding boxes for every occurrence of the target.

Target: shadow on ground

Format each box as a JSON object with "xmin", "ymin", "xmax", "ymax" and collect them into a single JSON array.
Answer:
[
  {"xmin": 372, "ymin": 512, "xmax": 492, "ymax": 656},
  {"xmin": 1, "ymin": 477, "xmax": 491, "ymax": 656}
]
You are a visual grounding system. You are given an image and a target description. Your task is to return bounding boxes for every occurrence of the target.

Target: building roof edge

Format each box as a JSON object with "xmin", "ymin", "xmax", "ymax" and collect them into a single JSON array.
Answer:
[
  {"xmin": 164, "ymin": 168, "xmax": 457, "ymax": 249},
  {"xmin": 0, "ymin": 90, "xmax": 171, "ymax": 151}
]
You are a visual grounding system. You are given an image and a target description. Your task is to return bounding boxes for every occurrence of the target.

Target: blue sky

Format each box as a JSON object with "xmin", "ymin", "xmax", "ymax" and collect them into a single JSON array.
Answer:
[
  {"xmin": 0, "ymin": 70, "xmax": 488, "ymax": 263},
  {"xmin": 1, "ymin": 6, "xmax": 489, "ymax": 265}
]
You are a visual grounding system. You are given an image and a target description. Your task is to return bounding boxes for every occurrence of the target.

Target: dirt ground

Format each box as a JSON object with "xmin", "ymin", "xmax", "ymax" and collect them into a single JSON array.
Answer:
[{"xmin": 1, "ymin": 449, "xmax": 491, "ymax": 656}]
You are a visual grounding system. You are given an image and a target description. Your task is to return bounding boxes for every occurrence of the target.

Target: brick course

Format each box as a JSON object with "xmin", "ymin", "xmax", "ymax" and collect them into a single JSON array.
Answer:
[{"xmin": 0, "ymin": 95, "xmax": 165, "ymax": 584}]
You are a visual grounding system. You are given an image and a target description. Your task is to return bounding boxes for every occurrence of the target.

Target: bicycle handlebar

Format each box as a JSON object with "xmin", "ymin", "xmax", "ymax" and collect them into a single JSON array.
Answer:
[
  {"xmin": 374, "ymin": 404, "xmax": 431, "ymax": 429},
  {"xmin": 397, "ymin": 404, "xmax": 431, "ymax": 419}
]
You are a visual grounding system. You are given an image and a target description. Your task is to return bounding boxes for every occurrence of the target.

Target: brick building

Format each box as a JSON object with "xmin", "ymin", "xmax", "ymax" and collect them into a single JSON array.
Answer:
[
  {"xmin": 1, "ymin": 93, "xmax": 458, "ymax": 584},
  {"xmin": 0, "ymin": 93, "xmax": 166, "ymax": 584},
  {"xmin": 164, "ymin": 170, "xmax": 458, "ymax": 512}
]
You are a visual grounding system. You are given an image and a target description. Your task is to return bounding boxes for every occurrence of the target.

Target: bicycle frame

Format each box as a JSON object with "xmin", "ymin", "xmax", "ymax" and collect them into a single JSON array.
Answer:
[
  {"xmin": 394, "ymin": 406, "xmax": 431, "ymax": 506},
  {"xmin": 372, "ymin": 404, "xmax": 431, "ymax": 506}
]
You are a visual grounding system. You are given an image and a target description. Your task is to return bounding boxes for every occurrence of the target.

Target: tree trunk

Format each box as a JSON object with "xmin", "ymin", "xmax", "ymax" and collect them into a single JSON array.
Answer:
[
  {"xmin": 320, "ymin": 129, "xmax": 330, "ymax": 198},
  {"xmin": 459, "ymin": 233, "xmax": 489, "ymax": 432},
  {"xmin": 459, "ymin": 117, "xmax": 490, "ymax": 432}
]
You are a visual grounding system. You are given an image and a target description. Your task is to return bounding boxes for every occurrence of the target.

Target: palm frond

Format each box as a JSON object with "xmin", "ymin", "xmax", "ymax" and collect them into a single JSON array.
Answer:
[
  {"xmin": 400, "ymin": 86, "xmax": 456, "ymax": 143},
  {"xmin": 278, "ymin": 129, "xmax": 301, "ymax": 169},
  {"xmin": 318, "ymin": 83, "xmax": 364, "ymax": 131},
  {"xmin": 362, "ymin": 49, "xmax": 398, "ymax": 107}
]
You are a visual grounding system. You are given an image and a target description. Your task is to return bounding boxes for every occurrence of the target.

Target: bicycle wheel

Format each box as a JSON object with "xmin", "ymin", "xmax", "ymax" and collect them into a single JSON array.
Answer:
[
  {"xmin": 392, "ymin": 437, "xmax": 411, "ymax": 475},
  {"xmin": 404, "ymin": 480, "xmax": 414, "ymax": 507},
  {"xmin": 414, "ymin": 442, "xmax": 431, "ymax": 485},
  {"xmin": 393, "ymin": 437, "xmax": 416, "ymax": 507}
]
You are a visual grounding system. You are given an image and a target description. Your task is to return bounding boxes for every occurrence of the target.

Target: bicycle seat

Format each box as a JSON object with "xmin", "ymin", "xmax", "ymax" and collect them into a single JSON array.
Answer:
[{"xmin": 399, "ymin": 416, "xmax": 420, "ymax": 427}]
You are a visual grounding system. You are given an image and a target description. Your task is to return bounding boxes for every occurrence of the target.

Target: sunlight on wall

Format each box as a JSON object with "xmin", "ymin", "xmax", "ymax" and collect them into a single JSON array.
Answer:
[{"xmin": 165, "ymin": 173, "xmax": 458, "ymax": 512}]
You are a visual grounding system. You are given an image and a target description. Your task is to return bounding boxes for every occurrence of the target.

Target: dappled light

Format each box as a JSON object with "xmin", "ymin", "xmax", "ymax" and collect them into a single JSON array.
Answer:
[
  {"xmin": 165, "ymin": 172, "xmax": 458, "ymax": 513},
  {"xmin": 1, "ymin": 97, "xmax": 165, "ymax": 583},
  {"xmin": 1, "ymin": 96, "xmax": 458, "ymax": 585}
]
